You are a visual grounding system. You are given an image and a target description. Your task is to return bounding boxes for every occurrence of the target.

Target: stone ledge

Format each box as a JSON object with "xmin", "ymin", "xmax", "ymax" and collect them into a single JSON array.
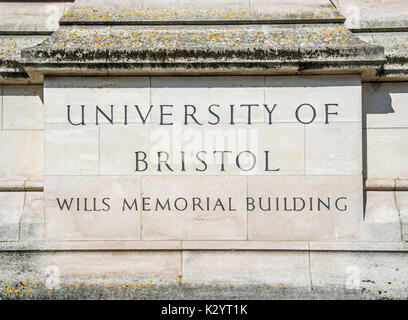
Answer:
[
  {"xmin": 365, "ymin": 179, "xmax": 408, "ymax": 191},
  {"xmin": 0, "ymin": 240, "xmax": 407, "ymax": 252},
  {"xmin": 354, "ymin": 32, "xmax": 408, "ymax": 80},
  {"xmin": 21, "ymin": 24, "xmax": 385, "ymax": 75},
  {"xmin": 0, "ymin": 35, "xmax": 48, "ymax": 81},
  {"xmin": 60, "ymin": 7, "xmax": 345, "ymax": 25},
  {"xmin": 1, "ymin": 249, "xmax": 407, "ymax": 299},
  {"xmin": 0, "ymin": 180, "xmax": 43, "ymax": 191}
]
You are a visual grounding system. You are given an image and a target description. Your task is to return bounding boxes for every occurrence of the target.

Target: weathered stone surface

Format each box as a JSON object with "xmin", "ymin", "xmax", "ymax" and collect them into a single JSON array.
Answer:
[
  {"xmin": 0, "ymin": 2, "xmax": 66, "ymax": 33},
  {"xmin": 247, "ymin": 176, "xmax": 362, "ymax": 241},
  {"xmin": 1, "ymin": 0, "xmax": 408, "ymax": 301},
  {"xmin": 396, "ymin": 191, "xmax": 408, "ymax": 241},
  {"xmin": 44, "ymin": 124, "xmax": 99, "ymax": 175},
  {"xmin": 72, "ymin": 0, "xmax": 143, "ymax": 9},
  {"xmin": 396, "ymin": 179, "xmax": 408, "ymax": 191},
  {"xmin": 151, "ymin": 76, "xmax": 265, "ymax": 124},
  {"xmin": 100, "ymin": 122, "xmax": 305, "ymax": 175},
  {"xmin": 22, "ymin": 24, "xmax": 384, "ymax": 73},
  {"xmin": 46, "ymin": 251, "xmax": 181, "ymax": 279},
  {"xmin": 1, "ymin": 0, "xmax": 395, "ymax": 80},
  {"xmin": 305, "ymin": 122, "xmax": 362, "ymax": 175},
  {"xmin": 0, "ymin": 85, "xmax": 2, "ymax": 129},
  {"xmin": 360, "ymin": 191, "xmax": 401, "ymax": 241},
  {"xmin": 358, "ymin": 32, "xmax": 408, "ymax": 78},
  {"xmin": 45, "ymin": 176, "xmax": 141, "ymax": 241},
  {"xmin": 0, "ymin": 250, "xmax": 181, "ymax": 285},
  {"xmin": 0, "ymin": 35, "xmax": 47, "ymax": 79},
  {"xmin": 181, "ymin": 240, "xmax": 309, "ymax": 251},
  {"xmin": 366, "ymin": 128, "xmax": 408, "ymax": 180},
  {"xmin": 24, "ymin": 180, "xmax": 43, "ymax": 191},
  {"xmin": 335, "ymin": 0, "xmax": 408, "ymax": 30},
  {"xmin": 339, "ymin": 0, "xmax": 408, "ymax": 78},
  {"xmin": 1, "ymin": 36, "xmax": 48, "ymax": 62},
  {"xmin": 310, "ymin": 251, "xmax": 408, "ymax": 299},
  {"xmin": 365, "ymin": 179, "xmax": 395, "ymax": 191},
  {"xmin": 0, "ymin": 247, "xmax": 406, "ymax": 299},
  {"xmin": 60, "ymin": 2, "xmax": 343, "ymax": 24},
  {"xmin": 2, "ymin": 85, "xmax": 43, "ymax": 130},
  {"xmin": 251, "ymin": 123, "xmax": 305, "ymax": 175},
  {"xmin": 44, "ymin": 76, "xmax": 150, "ymax": 124},
  {"xmin": 309, "ymin": 241, "xmax": 408, "ymax": 252},
  {"xmin": 0, "ymin": 192, "xmax": 25, "ymax": 241},
  {"xmin": 0, "ymin": 180, "xmax": 25, "ymax": 191},
  {"xmin": 182, "ymin": 251, "xmax": 311, "ymax": 287},
  {"xmin": 0, "ymin": 131, "xmax": 43, "ymax": 181},
  {"xmin": 20, "ymin": 192, "xmax": 44, "ymax": 241},
  {"xmin": 141, "ymin": 176, "xmax": 247, "ymax": 240},
  {"xmin": 265, "ymin": 75, "xmax": 362, "ymax": 123},
  {"xmin": 0, "ymin": 249, "xmax": 408, "ymax": 299},
  {"xmin": 363, "ymin": 82, "xmax": 408, "ymax": 129},
  {"xmin": 2, "ymin": 239, "xmax": 408, "ymax": 252},
  {"xmin": 43, "ymin": 75, "xmax": 364, "ymax": 242},
  {"xmin": 143, "ymin": 0, "xmax": 249, "ymax": 10},
  {"xmin": 3, "ymin": 0, "xmax": 406, "ymax": 81}
]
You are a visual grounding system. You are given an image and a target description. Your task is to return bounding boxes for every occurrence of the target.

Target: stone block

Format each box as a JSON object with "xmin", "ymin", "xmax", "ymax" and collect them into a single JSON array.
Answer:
[
  {"xmin": 363, "ymin": 82, "xmax": 408, "ymax": 129},
  {"xmin": 182, "ymin": 251, "xmax": 311, "ymax": 287},
  {"xmin": 44, "ymin": 77, "xmax": 150, "ymax": 124},
  {"xmin": 396, "ymin": 179, "xmax": 408, "ymax": 190},
  {"xmin": 365, "ymin": 179, "xmax": 394, "ymax": 191},
  {"xmin": 0, "ymin": 2, "xmax": 66, "ymax": 32},
  {"xmin": 20, "ymin": 192, "xmax": 45, "ymax": 241},
  {"xmin": 360, "ymin": 191, "xmax": 401, "ymax": 241},
  {"xmin": 45, "ymin": 251, "xmax": 181, "ymax": 280},
  {"xmin": 0, "ymin": 131, "xmax": 43, "ymax": 181},
  {"xmin": 310, "ymin": 251, "xmax": 408, "ymax": 298},
  {"xmin": 0, "ymin": 192, "xmax": 25, "ymax": 241},
  {"xmin": 141, "ymin": 176, "xmax": 247, "ymax": 240},
  {"xmin": 305, "ymin": 122, "xmax": 362, "ymax": 175},
  {"xmin": 45, "ymin": 124, "xmax": 99, "ymax": 176},
  {"xmin": 249, "ymin": 123, "xmax": 304, "ymax": 175},
  {"xmin": 366, "ymin": 128, "xmax": 408, "ymax": 180},
  {"xmin": 247, "ymin": 175, "xmax": 363, "ymax": 240},
  {"xmin": 265, "ymin": 75, "xmax": 361, "ymax": 123},
  {"xmin": 150, "ymin": 76, "xmax": 265, "ymax": 124},
  {"xmin": 2, "ymin": 85, "xmax": 43, "ymax": 130},
  {"xmin": 396, "ymin": 191, "xmax": 408, "ymax": 241},
  {"xmin": 100, "ymin": 122, "xmax": 304, "ymax": 176},
  {"xmin": 44, "ymin": 176, "xmax": 141, "ymax": 241}
]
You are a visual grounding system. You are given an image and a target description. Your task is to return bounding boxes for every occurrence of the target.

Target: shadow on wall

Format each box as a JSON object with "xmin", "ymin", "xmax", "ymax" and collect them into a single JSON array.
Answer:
[
  {"xmin": 2, "ymin": 85, "xmax": 43, "ymax": 102},
  {"xmin": 361, "ymin": 84, "xmax": 394, "ymax": 181},
  {"xmin": 362, "ymin": 82, "xmax": 408, "ymax": 180},
  {"xmin": 360, "ymin": 82, "xmax": 408, "ymax": 218}
]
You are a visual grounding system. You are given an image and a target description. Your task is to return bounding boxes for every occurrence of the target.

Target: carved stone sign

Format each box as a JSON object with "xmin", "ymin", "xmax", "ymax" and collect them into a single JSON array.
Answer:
[{"xmin": 44, "ymin": 75, "xmax": 362, "ymax": 241}]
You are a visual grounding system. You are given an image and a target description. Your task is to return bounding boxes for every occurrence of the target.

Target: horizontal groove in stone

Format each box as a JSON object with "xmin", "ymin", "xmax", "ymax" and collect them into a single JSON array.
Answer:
[
  {"xmin": 58, "ymin": 19, "xmax": 346, "ymax": 26},
  {"xmin": 352, "ymin": 27, "xmax": 408, "ymax": 33},
  {"xmin": 0, "ymin": 31, "xmax": 54, "ymax": 36},
  {"xmin": 1, "ymin": 180, "xmax": 408, "ymax": 192},
  {"xmin": 0, "ymin": 241, "xmax": 407, "ymax": 252}
]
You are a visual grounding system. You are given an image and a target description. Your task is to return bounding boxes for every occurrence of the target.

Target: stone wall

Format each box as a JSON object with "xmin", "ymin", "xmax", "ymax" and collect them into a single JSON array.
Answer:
[{"xmin": 0, "ymin": 0, "xmax": 407, "ymax": 299}]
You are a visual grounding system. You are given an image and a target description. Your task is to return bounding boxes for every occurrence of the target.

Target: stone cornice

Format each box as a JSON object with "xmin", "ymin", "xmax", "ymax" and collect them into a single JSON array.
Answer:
[
  {"xmin": 19, "ymin": 23, "xmax": 385, "ymax": 80},
  {"xmin": 6, "ymin": 2, "xmax": 408, "ymax": 82}
]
